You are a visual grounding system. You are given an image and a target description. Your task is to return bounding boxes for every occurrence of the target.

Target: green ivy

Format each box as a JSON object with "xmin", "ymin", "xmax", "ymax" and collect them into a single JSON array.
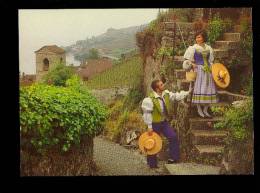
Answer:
[
  {"xmin": 214, "ymin": 98, "xmax": 253, "ymax": 142},
  {"xmin": 20, "ymin": 79, "xmax": 107, "ymax": 154},
  {"xmin": 207, "ymin": 15, "xmax": 225, "ymax": 45},
  {"xmin": 42, "ymin": 62, "xmax": 75, "ymax": 86},
  {"xmin": 156, "ymin": 46, "xmax": 174, "ymax": 59}
]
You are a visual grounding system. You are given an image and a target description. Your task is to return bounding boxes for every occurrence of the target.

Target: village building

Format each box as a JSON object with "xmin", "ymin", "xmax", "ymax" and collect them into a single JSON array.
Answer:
[{"xmin": 35, "ymin": 45, "xmax": 66, "ymax": 81}]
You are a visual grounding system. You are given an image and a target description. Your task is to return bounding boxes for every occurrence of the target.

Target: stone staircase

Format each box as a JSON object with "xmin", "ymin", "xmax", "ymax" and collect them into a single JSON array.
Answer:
[
  {"xmin": 160, "ymin": 22, "xmax": 247, "ymax": 173},
  {"xmin": 173, "ymin": 67, "xmax": 231, "ymax": 166}
]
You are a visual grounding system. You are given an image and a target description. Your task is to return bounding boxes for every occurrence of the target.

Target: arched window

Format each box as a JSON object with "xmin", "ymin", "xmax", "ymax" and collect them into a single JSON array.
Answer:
[
  {"xmin": 43, "ymin": 58, "xmax": 49, "ymax": 71},
  {"xmin": 60, "ymin": 57, "xmax": 63, "ymax": 63}
]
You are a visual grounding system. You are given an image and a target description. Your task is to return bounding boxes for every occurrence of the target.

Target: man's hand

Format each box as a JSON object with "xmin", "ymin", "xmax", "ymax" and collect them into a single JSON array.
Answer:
[{"xmin": 147, "ymin": 128, "xmax": 153, "ymax": 136}]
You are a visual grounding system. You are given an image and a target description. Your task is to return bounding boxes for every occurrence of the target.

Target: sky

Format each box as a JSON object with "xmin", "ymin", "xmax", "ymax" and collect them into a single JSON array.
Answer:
[{"xmin": 19, "ymin": 9, "xmax": 167, "ymax": 74}]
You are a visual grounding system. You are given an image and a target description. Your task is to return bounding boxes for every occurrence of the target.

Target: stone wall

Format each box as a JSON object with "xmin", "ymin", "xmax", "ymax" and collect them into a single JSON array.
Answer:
[
  {"xmin": 143, "ymin": 56, "xmax": 161, "ymax": 96},
  {"xmin": 20, "ymin": 135, "xmax": 96, "ymax": 176},
  {"xmin": 90, "ymin": 87, "xmax": 129, "ymax": 105},
  {"xmin": 162, "ymin": 22, "xmax": 195, "ymax": 55},
  {"xmin": 36, "ymin": 52, "xmax": 66, "ymax": 81},
  {"xmin": 142, "ymin": 22, "xmax": 195, "ymax": 96}
]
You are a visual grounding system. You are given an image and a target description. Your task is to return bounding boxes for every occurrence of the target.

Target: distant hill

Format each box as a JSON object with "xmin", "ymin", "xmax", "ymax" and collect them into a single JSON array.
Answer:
[{"xmin": 63, "ymin": 24, "xmax": 148, "ymax": 61}]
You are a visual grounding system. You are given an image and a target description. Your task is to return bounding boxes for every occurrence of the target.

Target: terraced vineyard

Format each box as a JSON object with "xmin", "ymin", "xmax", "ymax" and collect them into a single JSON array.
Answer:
[{"xmin": 84, "ymin": 56, "xmax": 143, "ymax": 89}]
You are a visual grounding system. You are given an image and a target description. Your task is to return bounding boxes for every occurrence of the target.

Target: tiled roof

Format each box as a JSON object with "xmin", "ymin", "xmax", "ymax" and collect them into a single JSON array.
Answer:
[
  {"xmin": 35, "ymin": 45, "xmax": 65, "ymax": 54},
  {"xmin": 78, "ymin": 58, "xmax": 113, "ymax": 79}
]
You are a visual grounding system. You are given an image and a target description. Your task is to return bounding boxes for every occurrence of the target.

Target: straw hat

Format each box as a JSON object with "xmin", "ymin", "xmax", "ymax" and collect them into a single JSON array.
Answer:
[
  {"xmin": 211, "ymin": 63, "xmax": 230, "ymax": 88},
  {"xmin": 186, "ymin": 69, "xmax": 197, "ymax": 82},
  {"xmin": 138, "ymin": 131, "xmax": 162, "ymax": 155}
]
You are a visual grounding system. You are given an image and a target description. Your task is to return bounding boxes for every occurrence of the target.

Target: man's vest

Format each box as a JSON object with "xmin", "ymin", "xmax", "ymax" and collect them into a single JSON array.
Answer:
[{"xmin": 149, "ymin": 91, "xmax": 172, "ymax": 123}]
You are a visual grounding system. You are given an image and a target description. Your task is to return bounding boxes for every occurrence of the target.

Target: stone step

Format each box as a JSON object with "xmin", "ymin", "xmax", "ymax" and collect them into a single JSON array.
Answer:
[
  {"xmin": 194, "ymin": 145, "xmax": 224, "ymax": 154},
  {"xmin": 192, "ymin": 145, "xmax": 225, "ymax": 166},
  {"xmin": 174, "ymin": 69, "xmax": 186, "ymax": 79},
  {"xmin": 189, "ymin": 102, "xmax": 230, "ymax": 118},
  {"xmin": 165, "ymin": 162, "xmax": 220, "ymax": 175},
  {"xmin": 164, "ymin": 31, "xmax": 175, "ymax": 37},
  {"xmin": 190, "ymin": 102, "xmax": 230, "ymax": 107},
  {"xmin": 174, "ymin": 56, "xmax": 184, "ymax": 61},
  {"xmin": 173, "ymin": 60, "xmax": 183, "ymax": 69},
  {"xmin": 234, "ymin": 25, "xmax": 242, "ymax": 33},
  {"xmin": 223, "ymin": 33, "xmax": 241, "ymax": 42},
  {"xmin": 177, "ymin": 79, "xmax": 190, "ymax": 90},
  {"xmin": 214, "ymin": 40, "xmax": 240, "ymax": 50},
  {"xmin": 213, "ymin": 49, "xmax": 229, "ymax": 59},
  {"xmin": 161, "ymin": 36, "xmax": 174, "ymax": 47},
  {"xmin": 191, "ymin": 130, "xmax": 228, "ymax": 145},
  {"xmin": 189, "ymin": 117, "xmax": 223, "ymax": 130}
]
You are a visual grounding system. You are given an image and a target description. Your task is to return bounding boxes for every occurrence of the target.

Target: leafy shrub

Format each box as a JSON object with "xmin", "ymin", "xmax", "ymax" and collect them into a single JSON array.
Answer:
[
  {"xmin": 207, "ymin": 14, "xmax": 225, "ymax": 45},
  {"xmin": 42, "ymin": 62, "xmax": 74, "ymax": 86},
  {"xmin": 122, "ymin": 86, "xmax": 144, "ymax": 111},
  {"xmin": 210, "ymin": 106, "xmax": 231, "ymax": 116},
  {"xmin": 20, "ymin": 79, "xmax": 107, "ymax": 154},
  {"xmin": 214, "ymin": 98, "xmax": 253, "ymax": 142},
  {"xmin": 155, "ymin": 46, "xmax": 174, "ymax": 59}
]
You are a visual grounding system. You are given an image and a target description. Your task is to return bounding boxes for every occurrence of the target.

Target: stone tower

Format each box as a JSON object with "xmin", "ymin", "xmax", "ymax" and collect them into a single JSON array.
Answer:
[{"xmin": 35, "ymin": 45, "xmax": 66, "ymax": 81}]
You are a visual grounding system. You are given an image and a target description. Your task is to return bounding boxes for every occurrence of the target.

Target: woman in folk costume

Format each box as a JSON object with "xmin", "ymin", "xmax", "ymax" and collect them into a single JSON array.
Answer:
[{"xmin": 183, "ymin": 30, "xmax": 218, "ymax": 118}]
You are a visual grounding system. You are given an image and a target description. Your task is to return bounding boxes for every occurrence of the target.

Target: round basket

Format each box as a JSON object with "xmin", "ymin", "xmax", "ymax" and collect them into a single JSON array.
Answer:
[{"xmin": 186, "ymin": 70, "xmax": 197, "ymax": 82}]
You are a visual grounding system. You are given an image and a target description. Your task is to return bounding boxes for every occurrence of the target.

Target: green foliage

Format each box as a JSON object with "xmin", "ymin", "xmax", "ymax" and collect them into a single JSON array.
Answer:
[
  {"xmin": 85, "ymin": 56, "xmax": 142, "ymax": 89},
  {"xmin": 156, "ymin": 46, "xmax": 174, "ymax": 59},
  {"xmin": 20, "ymin": 80, "xmax": 107, "ymax": 154},
  {"xmin": 210, "ymin": 106, "xmax": 230, "ymax": 116},
  {"xmin": 214, "ymin": 98, "xmax": 253, "ymax": 142},
  {"xmin": 207, "ymin": 14, "xmax": 225, "ymax": 45},
  {"xmin": 123, "ymin": 86, "xmax": 144, "ymax": 111},
  {"xmin": 42, "ymin": 62, "xmax": 74, "ymax": 86}
]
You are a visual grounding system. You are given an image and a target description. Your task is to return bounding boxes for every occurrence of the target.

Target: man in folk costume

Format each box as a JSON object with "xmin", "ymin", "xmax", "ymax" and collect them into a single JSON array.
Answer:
[{"xmin": 141, "ymin": 79, "xmax": 190, "ymax": 168}]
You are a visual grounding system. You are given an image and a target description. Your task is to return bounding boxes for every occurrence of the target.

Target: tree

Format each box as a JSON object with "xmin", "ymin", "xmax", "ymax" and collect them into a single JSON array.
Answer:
[{"xmin": 42, "ymin": 61, "xmax": 75, "ymax": 86}]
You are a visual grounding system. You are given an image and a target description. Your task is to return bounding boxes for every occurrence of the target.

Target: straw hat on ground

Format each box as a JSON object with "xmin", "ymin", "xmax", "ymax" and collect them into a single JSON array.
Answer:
[
  {"xmin": 138, "ymin": 131, "xmax": 162, "ymax": 155},
  {"xmin": 211, "ymin": 63, "xmax": 230, "ymax": 88}
]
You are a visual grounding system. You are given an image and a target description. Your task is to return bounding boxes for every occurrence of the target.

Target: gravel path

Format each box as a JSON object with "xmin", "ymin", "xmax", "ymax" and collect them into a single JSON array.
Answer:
[{"xmin": 93, "ymin": 136, "xmax": 169, "ymax": 176}]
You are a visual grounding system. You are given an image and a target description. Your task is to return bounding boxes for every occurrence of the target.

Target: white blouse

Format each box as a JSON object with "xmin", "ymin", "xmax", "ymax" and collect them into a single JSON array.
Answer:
[
  {"xmin": 183, "ymin": 44, "xmax": 214, "ymax": 70},
  {"xmin": 141, "ymin": 90, "xmax": 189, "ymax": 128}
]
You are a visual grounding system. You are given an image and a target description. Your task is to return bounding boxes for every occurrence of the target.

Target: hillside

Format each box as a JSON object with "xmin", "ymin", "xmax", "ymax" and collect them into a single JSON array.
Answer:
[
  {"xmin": 64, "ymin": 24, "xmax": 147, "ymax": 60},
  {"xmin": 84, "ymin": 56, "xmax": 142, "ymax": 89}
]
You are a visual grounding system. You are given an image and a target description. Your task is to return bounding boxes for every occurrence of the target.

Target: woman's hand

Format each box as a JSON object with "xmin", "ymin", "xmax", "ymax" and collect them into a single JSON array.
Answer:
[{"xmin": 191, "ymin": 63, "xmax": 197, "ymax": 69}]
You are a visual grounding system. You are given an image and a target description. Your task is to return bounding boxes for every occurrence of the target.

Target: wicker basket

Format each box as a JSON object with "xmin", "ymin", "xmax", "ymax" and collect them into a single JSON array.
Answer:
[{"xmin": 186, "ymin": 70, "xmax": 197, "ymax": 82}]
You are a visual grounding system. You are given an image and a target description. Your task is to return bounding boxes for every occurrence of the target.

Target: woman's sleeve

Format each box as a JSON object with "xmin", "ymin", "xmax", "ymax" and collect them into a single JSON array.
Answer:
[
  {"xmin": 183, "ymin": 46, "xmax": 195, "ymax": 62},
  {"xmin": 209, "ymin": 46, "xmax": 214, "ymax": 65},
  {"xmin": 141, "ymin": 97, "xmax": 153, "ymax": 128}
]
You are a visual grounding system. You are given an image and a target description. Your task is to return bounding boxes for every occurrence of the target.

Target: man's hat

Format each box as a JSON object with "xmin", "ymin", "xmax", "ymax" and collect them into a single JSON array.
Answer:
[
  {"xmin": 211, "ymin": 63, "xmax": 230, "ymax": 88},
  {"xmin": 138, "ymin": 131, "xmax": 162, "ymax": 155}
]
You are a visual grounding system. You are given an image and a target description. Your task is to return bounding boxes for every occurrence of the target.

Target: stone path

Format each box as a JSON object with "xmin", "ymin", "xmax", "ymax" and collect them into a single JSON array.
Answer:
[
  {"xmin": 93, "ymin": 136, "xmax": 169, "ymax": 176},
  {"xmin": 165, "ymin": 163, "xmax": 220, "ymax": 175}
]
